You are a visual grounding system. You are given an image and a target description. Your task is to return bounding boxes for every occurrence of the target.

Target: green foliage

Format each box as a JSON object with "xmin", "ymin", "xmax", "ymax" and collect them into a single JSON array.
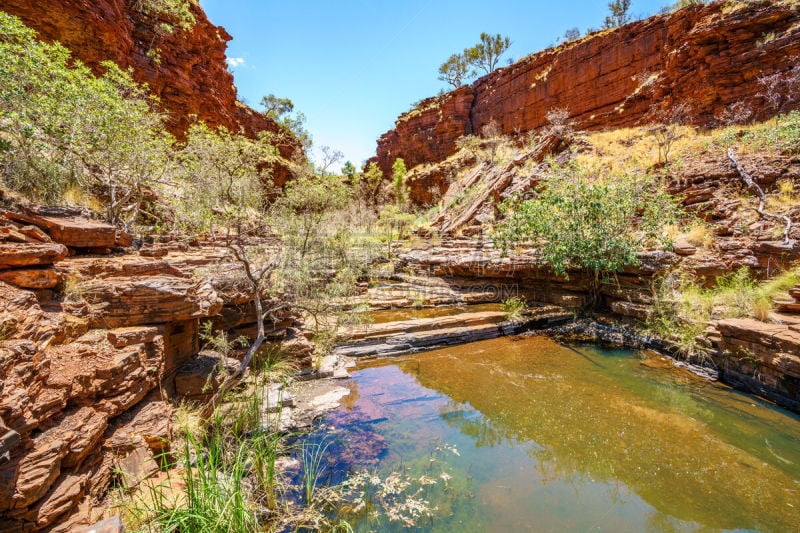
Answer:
[
  {"xmin": 173, "ymin": 123, "xmax": 278, "ymax": 235},
  {"xmin": 464, "ymin": 33, "xmax": 512, "ymax": 75},
  {"xmin": 649, "ymin": 267, "xmax": 798, "ymax": 356},
  {"xmin": 438, "ymin": 53, "xmax": 470, "ymax": 88},
  {"xmin": 277, "ymin": 169, "xmax": 352, "ymax": 256},
  {"xmin": 438, "ymin": 32, "xmax": 511, "ymax": 88},
  {"xmin": 713, "ymin": 111, "xmax": 800, "ymax": 155},
  {"xmin": 391, "ymin": 157, "xmax": 408, "ymax": 206},
  {"xmin": 133, "ymin": 0, "xmax": 195, "ymax": 32},
  {"xmin": 494, "ymin": 161, "xmax": 678, "ymax": 279},
  {"xmin": 603, "ymin": 0, "xmax": 632, "ymax": 28},
  {"xmin": 259, "ymin": 93, "xmax": 311, "ymax": 150},
  {"xmin": 378, "ymin": 204, "xmax": 416, "ymax": 257},
  {"xmin": 672, "ymin": 0, "xmax": 710, "ymax": 9},
  {"xmin": 341, "ymin": 160, "xmax": 357, "ymax": 182},
  {"xmin": 0, "ymin": 12, "xmax": 172, "ymax": 227},
  {"xmin": 260, "ymin": 93, "xmax": 294, "ymax": 119},
  {"xmin": 502, "ymin": 296, "xmax": 527, "ymax": 322},
  {"xmin": 351, "ymin": 161, "xmax": 385, "ymax": 210}
]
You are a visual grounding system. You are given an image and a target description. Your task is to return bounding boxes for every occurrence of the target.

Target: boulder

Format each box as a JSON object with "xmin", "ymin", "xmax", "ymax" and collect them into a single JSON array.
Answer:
[
  {"xmin": 4, "ymin": 211, "xmax": 117, "ymax": 249},
  {"xmin": 0, "ymin": 268, "xmax": 60, "ymax": 289},
  {"xmin": 106, "ymin": 327, "xmax": 159, "ymax": 349},
  {"xmin": 79, "ymin": 276, "xmax": 223, "ymax": 327},
  {"xmin": 0, "ymin": 243, "xmax": 68, "ymax": 268}
]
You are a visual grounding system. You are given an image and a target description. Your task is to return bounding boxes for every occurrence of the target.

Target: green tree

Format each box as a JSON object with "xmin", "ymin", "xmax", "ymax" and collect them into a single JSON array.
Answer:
[
  {"xmin": 494, "ymin": 161, "xmax": 678, "ymax": 305},
  {"xmin": 260, "ymin": 94, "xmax": 295, "ymax": 120},
  {"xmin": 378, "ymin": 204, "xmax": 416, "ymax": 259},
  {"xmin": 173, "ymin": 123, "xmax": 278, "ymax": 235},
  {"xmin": 438, "ymin": 53, "xmax": 470, "ymax": 89},
  {"xmin": 603, "ymin": 0, "xmax": 632, "ymax": 28},
  {"xmin": 172, "ymin": 125, "xmax": 283, "ymax": 382},
  {"xmin": 391, "ymin": 157, "xmax": 408, "ymax": 206},
  {"xmin": 354, "ymin": 161, "xmax": 385, "ymax": 210},
  {"xmin": 278, "ymin": 167, "xmax": 351, "ymax": 257},
  {"xmin": 0, "ymin": 12, "xmax": 172, "ymax": 228},
  {"xmin": 260, "ymin": 93, "xmax": 311, "ymax": 150},
  {"xmin": 341, "ymin": 160, "xmax": 357, "ymax": 182},
  {"xmin": 464, "ymin": 33, "xmax": 512, "ymax": 75}
]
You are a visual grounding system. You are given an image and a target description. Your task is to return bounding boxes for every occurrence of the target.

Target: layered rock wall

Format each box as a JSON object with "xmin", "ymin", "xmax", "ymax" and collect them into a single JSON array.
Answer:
[
  {"xmin": 375, "ymin": 2, "xmax": 800, "ymax": 175},
  {"xmin": 0, "ymin": 208, "xmax": 312, "ymax": 531},
  {"xmin": 0, "ymin": 0, "xmax": 269, "ymax": 137}
]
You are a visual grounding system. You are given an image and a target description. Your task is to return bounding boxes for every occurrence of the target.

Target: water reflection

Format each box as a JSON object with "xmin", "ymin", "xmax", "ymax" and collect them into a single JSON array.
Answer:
[{"xmin": 326, "ymin": 336, "xmax": 800, "ymax": 531}]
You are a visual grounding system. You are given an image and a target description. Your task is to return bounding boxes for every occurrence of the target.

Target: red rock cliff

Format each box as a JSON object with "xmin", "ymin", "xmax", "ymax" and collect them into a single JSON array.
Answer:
[
  {"xmin": 0, "ymin": 0, "xmax": 273, "ymax": 136},
  {"xmin": 375, "ymin": 2, "xmax": 800, "ymax": 175},
  {"xmin": 0, "ymin": 0, "xmax": 298, "ymax": 186}
]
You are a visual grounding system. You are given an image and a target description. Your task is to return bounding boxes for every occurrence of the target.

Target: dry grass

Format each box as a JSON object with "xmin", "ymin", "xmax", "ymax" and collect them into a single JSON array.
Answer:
[{"xmin": 681, "ymin": 223, "xmax": 714, "ymax": 248}]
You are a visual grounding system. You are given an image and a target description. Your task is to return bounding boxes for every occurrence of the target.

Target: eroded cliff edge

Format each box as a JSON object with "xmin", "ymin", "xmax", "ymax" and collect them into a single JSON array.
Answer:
[
  {"xmin": 375, "ymin": 2, "xmax": 800, "ymax": 176},
  {"xmin": 0, "ymin": 0, "xmax": 273, "ymax": 138}
]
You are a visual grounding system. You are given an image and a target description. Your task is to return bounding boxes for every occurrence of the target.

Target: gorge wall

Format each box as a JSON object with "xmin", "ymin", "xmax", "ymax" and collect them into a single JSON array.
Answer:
[
  {"xmin": 0, "ymin": 0, "xmax": 275, "ymax": 139},
  {"xmin": 375, "ymin": 1, "xmax": 800, "ymax": 176}
]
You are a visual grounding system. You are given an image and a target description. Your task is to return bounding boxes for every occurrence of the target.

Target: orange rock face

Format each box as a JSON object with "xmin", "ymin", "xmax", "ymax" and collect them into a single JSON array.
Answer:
[
  {"xmin": 1, "ymin": 0, "xmax": 259, "ymax": 136},
  {"xmin": 0, "ymin": 0, "xmax": 297, "ymax": 185},
  {"xmin": 375, "ymin": 2, "xmax": 800, "ymax": 175}
]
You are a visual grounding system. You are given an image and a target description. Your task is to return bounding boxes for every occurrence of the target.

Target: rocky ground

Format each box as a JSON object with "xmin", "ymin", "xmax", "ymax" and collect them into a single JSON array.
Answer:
[{"xmin": 0, "ymin": 205, "xmax": 315, "ymax": 531}]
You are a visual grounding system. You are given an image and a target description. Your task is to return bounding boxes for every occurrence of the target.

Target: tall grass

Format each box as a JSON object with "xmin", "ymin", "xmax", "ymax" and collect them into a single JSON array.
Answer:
[
  {"xmin": 301, "ymin": 440, "xmax": 331, "ymax": 505},
  {"xmin": 649, "ymin": 267, "xmax": 799, "ymax": 357}
]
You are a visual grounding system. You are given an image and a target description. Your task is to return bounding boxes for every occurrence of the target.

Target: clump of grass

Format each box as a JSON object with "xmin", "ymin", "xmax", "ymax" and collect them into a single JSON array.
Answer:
[
  {"xmin": 502, "ymin": 296, "xmax": 527, "ymax": 322},
  {"xmin": 649, "ymin": 267, "xmax": 799, "ymax": 356},
  {"xmin": 681, "ymin": 223, "xmax": 713, "ymax": 248}
]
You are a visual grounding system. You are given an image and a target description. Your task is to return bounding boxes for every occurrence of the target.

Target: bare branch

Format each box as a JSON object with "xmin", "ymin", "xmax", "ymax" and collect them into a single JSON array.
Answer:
[{"xmin": 728, "ymin": 148, "xmax": 793, "ymax": 244}]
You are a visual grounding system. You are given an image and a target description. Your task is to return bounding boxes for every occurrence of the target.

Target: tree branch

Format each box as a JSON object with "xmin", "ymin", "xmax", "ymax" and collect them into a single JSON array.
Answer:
[{"xmin": 727, "ymin": 148, "xmax": 793, "ymax": 245}]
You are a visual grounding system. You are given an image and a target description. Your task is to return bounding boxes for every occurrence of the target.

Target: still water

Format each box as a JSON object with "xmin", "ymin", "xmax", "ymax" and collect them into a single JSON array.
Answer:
[{"xmin": 314, "ymin": 335, "xmax": 800, "ymax": 532}]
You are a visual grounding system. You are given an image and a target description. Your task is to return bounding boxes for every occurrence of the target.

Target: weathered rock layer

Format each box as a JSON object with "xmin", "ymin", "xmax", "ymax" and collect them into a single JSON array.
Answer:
[
  {"xmin": 0, "ymin": 208, "xmax": 312, "ymax": 531},
  {"xmin": 375, "ymin": 2, "xmax": 800, "ymax": 175}
]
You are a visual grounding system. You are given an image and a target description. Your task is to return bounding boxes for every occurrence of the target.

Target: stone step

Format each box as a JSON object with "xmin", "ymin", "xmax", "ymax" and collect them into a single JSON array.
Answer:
[
  {"xmin": 335, "ymin": 306, "xmax": 572, "ymax": 358},
  {"xmin": 776, "ymin": 299, "xmax": 800, "ymax": 314},
  {"xmin": 340, "ymin": 311, "xmax": 509, "ymax": 342}
]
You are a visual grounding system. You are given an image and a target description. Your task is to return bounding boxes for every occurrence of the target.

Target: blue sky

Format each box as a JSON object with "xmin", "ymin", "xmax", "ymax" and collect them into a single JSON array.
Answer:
[{"xmin": 199, "ymin": 1, "xmax": 668, "ymax": 168}]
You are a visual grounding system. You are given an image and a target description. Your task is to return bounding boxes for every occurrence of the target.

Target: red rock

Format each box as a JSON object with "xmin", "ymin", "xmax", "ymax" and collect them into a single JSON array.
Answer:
[
  {"xmin": 4, "ymin": 210, "xmax": 117, "ymax": 249},
  {"xmin": 789, "ymin": 285, "xmax": 800, "ymax": 301},
  {"xmin": 24, "ymin": 474, "xmax": 86, "ymax": 528},
  {"xmin": 0, "ymin": 227, "xmax": 28, "ymax": 243},
  {"xmin": 0, "ymin": 243, "xmax": 68, "ymax": 268},
  {"xmin": 114, "ymin": 230, "xmax": 133, "ymax": 248},
  {"xmin": 375, "ymin": 2, "xmax": 800, "ymax": 175},
  {"xmin": 17, "ymin": 226, "xmax": 52, "ymax": 244},
  {"xmin": 106, "ymin": 327, "xmax": 159, "ymax": 349},
  {"xmin": 0, "ymin": 0, "xmax": 298, "ymax": 185},
  {"xmin": 672, "ymin": 239, "xmax": 697, "ymax": 256},
  {"xmin": 103, "ymin": 400, "xmax": 172, "ymax": 456},
  {"xmin": 0, "ymin": 268, "xmax": 60, "ymax": 289},
  {"xmin": 78, "ymin": 275, "xmax": 223, "ymax": 327},
  {"xmin": 115, "ymin": 443, "xmax": 158, "ymax": 490}
]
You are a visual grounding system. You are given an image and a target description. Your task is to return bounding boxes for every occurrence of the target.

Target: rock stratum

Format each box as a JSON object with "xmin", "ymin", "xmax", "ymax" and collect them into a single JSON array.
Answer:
[
  {"xmin": 0, "ymin": 0, "xmax": 268, "ymax": 137},
  {"xmin": 0, "ymin": 207, "xmax": 315, "ymax": 531},
  {"xmin": 0, "ymin": 0, "xmax": 299, "ymax": 185},
  {"xmin": 375, "ymin": 1, "xmax": 800, "ymax": 176}
]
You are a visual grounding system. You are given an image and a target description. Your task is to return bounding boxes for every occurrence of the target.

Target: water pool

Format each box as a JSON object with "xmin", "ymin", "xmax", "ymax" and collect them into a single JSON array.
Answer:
[{"xmin": 310, "ymin": 335, "xmax": 800, "ymax": 532}]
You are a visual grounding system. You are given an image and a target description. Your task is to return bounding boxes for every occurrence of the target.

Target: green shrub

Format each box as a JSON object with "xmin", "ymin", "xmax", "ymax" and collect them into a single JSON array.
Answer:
[
  {"xmin": 494, "ymin": 161, "xmax": 679, "ymax": 304},
  {"xmin": 502, "ymin": 296, "xmax": 527, "ymax": 322},
  {"xmin": 0, "ymin": 12, "xmax": 171, "ymax": 228}
]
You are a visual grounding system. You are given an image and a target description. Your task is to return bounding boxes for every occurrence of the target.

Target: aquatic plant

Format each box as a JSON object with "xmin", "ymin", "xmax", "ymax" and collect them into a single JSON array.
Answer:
[{"xmin": 502, "ymin": 296, "xmax": 527, "ymax": 322}]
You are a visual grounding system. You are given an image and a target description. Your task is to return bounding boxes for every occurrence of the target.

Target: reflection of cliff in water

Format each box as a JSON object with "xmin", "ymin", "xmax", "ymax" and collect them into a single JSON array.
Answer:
[{"xmin": 388, "ymin": 336, "xmax": 800, "ymax": 531}]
